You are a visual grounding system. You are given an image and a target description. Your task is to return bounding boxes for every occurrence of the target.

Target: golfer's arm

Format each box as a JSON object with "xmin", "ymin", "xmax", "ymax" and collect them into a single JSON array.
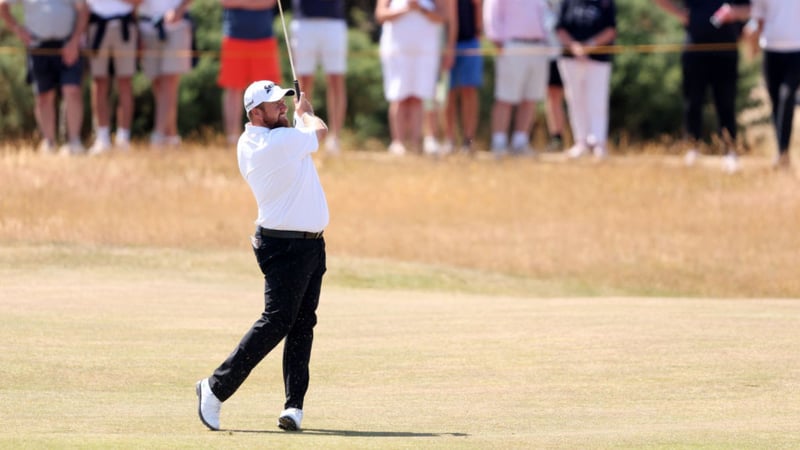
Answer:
[{"xmin": 300, "ymin": 113, "xmax": 328, "ymax": 146}]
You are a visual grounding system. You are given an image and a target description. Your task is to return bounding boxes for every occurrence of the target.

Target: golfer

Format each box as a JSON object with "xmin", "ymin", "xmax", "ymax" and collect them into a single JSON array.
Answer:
[{"xmin": 196, "ymin": 80, "xmax": 329, "ymax": 432}]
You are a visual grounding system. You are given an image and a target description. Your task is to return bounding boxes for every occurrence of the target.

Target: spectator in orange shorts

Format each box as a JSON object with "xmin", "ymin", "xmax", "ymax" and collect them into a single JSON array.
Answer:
[{"xmin": 219, "ymin": 0, "xmax": 282, "ymax": 144}]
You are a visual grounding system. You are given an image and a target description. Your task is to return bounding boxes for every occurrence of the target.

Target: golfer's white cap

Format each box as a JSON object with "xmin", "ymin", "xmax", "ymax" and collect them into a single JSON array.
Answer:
[{"xmin": 243, "ymin": 80, "xmax": 295, "ymax": 113}]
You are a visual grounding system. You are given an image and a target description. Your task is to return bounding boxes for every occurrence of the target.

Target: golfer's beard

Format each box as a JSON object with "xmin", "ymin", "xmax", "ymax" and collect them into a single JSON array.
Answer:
[{"xmin": 267, "ymin": 115, "xmax": 290, "ymax": 129}]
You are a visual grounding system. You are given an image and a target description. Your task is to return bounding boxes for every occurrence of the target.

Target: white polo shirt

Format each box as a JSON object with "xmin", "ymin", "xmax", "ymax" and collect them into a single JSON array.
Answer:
[
  {"xmin": 237, "ymin": 123, "xmax": 329, "ymax": 233},
  {"xmin": 751, "ymin": 0, "xmax": 800, "ymax": 51}
]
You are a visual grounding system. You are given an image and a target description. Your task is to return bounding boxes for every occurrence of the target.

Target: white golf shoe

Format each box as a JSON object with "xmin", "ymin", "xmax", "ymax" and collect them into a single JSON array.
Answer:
[
  {"xmin": 196, "ymin": 378, "xmax": 221, "ymax": 431},
  {"xmin": 277, "ymin": 407, "xmax": 303, "ymax": 431}
]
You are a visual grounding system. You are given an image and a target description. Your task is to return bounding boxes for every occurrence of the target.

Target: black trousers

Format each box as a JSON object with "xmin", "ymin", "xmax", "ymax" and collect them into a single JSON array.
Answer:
[
  {"xmin": 209, "ymin": 236, "xmax": 326, "ymax": 409},
  {"xmin": 763, "ymin": 50, "xmax": 800, "ymax": 154},
  {"xmin": 681, "ymin": 50, "xmax": 739, "ymax": 144}
]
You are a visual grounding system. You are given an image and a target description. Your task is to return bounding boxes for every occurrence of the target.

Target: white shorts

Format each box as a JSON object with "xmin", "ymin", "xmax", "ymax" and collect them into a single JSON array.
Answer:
[
  {"xmin": 290, "ymin": 19, "xmax": 347, "ymax": 75},
  {"xmin": 494, "ymin": 41, "xmax": 550, "ymax": 103}
]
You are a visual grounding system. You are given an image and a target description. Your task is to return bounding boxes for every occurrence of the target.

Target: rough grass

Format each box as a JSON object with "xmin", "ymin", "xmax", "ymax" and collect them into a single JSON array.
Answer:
[{"xmin": 1, "ymin": 143, "xmax": 799, "ymax": 297}]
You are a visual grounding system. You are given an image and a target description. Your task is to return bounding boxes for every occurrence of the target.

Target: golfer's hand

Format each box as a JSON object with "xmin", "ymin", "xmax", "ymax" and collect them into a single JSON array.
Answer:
[{"xmin": 294, "ymin": 92, "xmax": 315, "ymax": 118}]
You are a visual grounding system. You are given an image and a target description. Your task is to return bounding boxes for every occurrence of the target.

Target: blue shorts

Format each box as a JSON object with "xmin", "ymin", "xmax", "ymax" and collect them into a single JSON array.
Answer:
[
  {"xmin": 28, "ymin": 40, "xmax": 84, "ymax": 94},
  {"xmin": 450, "ymin": 38, "xmax": 483, "ymax": 89}
]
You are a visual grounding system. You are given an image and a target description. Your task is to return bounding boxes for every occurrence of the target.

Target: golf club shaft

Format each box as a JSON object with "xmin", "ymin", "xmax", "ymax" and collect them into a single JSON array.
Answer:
[{"xmin": 275, "ymin": 0, "xmax": 300, "ymax": 96}]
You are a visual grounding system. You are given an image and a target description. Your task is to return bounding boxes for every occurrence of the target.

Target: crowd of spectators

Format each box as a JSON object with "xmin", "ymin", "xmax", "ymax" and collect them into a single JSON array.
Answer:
[{"xmin": 0, "ymin": 0, "xmax": 797, "ymax": 170}]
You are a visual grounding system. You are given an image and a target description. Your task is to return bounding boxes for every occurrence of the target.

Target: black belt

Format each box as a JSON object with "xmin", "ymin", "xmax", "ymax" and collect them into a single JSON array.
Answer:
[{"xmin": 258, "ymin": 227, "xmax": 323, "ymax": 240}]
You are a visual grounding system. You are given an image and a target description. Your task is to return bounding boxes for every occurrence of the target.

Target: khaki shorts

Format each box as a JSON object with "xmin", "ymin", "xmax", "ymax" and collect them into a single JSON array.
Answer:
[
  {"xmin": 494, "ymin": 41, "xmax": 550, "ymax": 103},
  {"xmin": 88, "ymin": 21, "xmax": 138, "ymax": 78},
  {"xmin": 139, "ymin": 19, "xmax": 192, "ymax": 79}
]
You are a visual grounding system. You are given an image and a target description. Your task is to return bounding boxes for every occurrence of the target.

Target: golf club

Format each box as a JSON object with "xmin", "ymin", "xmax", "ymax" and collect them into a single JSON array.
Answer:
[{"xmin": 275, "ymin": 0, "xmax": 300, "ymax": 97}]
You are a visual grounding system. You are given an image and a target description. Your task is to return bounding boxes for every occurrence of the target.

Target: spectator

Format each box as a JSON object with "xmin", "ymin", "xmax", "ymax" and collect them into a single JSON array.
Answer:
[
  {"xmin": 655, "ymin": 0, "xmax": 750, "ymax": 172},
  {"xmin": 376, "ymin": 0, "xmax": 448, "ymax": 155},
  {"xmin": 422, "ymin": 0, "xmax": 457, "ymax": 156},
  {"xmin": 483, "ymin": 0, "xmax": 550, "ymax": 157},
  {"xmin": 556, "ymin": 0, "xmax": 617, "ymax": 160},
  {"xmin": 291, "ymin": 0, "xmax": 347, "ymax": 154},
  {"xmin": 219, "ymin": 0, "xmax": 281, "ymax": 145},
  {"xmin": 0, "ymin": 0, "xmax": 89, "ymax": 155},
  {"xmin": 444, "ymin": 0, "xmax": 483, "ymax": 155},
  {"xmin": 138, "ymin": 0, "xmax": 193, "ymax": 148},
  {"xmin": 86, "ymin": 0, "xmax": 140, "ymax": 155},
  {"xmin": 717, "ymin": 1, "xmax": 800, "ymax": 170},
  {"xmin": 544, "ymin": 0, "xmax": 566, "ymax": 152}
]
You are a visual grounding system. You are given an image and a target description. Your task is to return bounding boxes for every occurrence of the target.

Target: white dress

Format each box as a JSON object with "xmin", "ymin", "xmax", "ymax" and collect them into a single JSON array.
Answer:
[{"xmin": 379, "ymin": 0, "xmax": 442, "ymax": 101}]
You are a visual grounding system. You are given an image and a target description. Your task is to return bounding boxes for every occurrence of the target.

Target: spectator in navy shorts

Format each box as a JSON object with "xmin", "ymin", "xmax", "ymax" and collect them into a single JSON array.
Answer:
[
  {"xmin": 445, "ymin": 0, "xmax": 483, "ymax": 154},
  {"xmin": 0, "ymin": 0, "xmax": 89, "ymax": 155}
]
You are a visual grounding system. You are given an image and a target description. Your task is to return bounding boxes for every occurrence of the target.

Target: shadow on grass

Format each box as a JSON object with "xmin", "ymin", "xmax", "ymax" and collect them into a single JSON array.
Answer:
[{"xmin": 223, "ymin": 428, "xmax": 468, "ymax": 437}]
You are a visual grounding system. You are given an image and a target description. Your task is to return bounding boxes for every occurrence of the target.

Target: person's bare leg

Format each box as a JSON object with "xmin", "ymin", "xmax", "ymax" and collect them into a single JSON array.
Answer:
[
  {"xmin": 325, "ymin": 73, "xmax": 346, "ymax": 141},
  {"xmin": 151, "ymin": 77, "xmax": 165, "ymax": 138},
  {"xmin": 545, "ymin": 85, "xmax": 565, "ymax": 138},
  {"xmin": 63, "ymin": 85, "xmax": 84, "ymax": 144},
  {"xmin": 406, "ymin": 97, "xmax": 424, "ymax": 153},
  {"xmin": 159, "ymin": 74, "xmax": 181, "ymax": 139},
  {"xmin": 35, "ymin": 90, "xmax": 58, "ymax": 145},
  {"xmin": 490, "ymin": 100, "xmax": 512, "ymax": 151},
  {"xmin": 116, "ymin": 77, "xmax": 134, "ymax": 131},
  {"xmin": 299, "ymin": 74, "xmax": 315, "ymax": 101},
  {"xmin": 92, "ymin": 77, "xmax": 111, "ymax": 129},
  {"xmin": 445, "ymin": 88, "xmax": 459, "ymax": 145},
  {"xmin": 461, "ymin": 87, "xmax": 479, "ymax": 147},
  {"xmin": 223, "ymin": 87, "xmax": 244, "ymax": 142}
]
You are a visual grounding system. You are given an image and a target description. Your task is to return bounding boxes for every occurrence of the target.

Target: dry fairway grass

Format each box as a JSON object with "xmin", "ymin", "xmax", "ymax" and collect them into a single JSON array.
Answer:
[
  {"xmin": 1, "ymin": 144, "xmax": 800, "ymax": 447},
  {"xmin": 1, "ymin": 247, "xmax": 799, "ymax": 449},
  {"xmin": 1, "ymin": 145, "xmax": 799, "ymax": 296}
]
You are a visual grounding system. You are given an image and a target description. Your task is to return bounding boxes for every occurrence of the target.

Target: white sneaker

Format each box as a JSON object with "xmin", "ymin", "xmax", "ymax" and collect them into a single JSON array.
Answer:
[
  {"xmin": 59, "ymin": 142, "xmax": 86, "ymax": 156},
  {"xmin": 722, "ymin": 152, "xmax": 739, "ymax": 173},
  {"xmin": 38, "ymin": 139, "xmax": 56, "ymax": 155},
  {"xmin": 165, "ymin": 135, "xmax": 181, "ymax": 147},
  {"xmin": 325, "ymin": 136, "xmax": 340, "ymax": 155},
  {"xmin": 684, "ymin": 149, "xmax": 699, "ymax": 166},
  {"xmin": 114, "ymin": 137, "xmax": 131, "ymax": 151},
  {"xmin": 387, "ymin": 141, "xmax": 406, "ymax": 156},
  {"xmin": 195, "ymin": 378, "xmax": 221, "ymax": 431},
  {"xmin": 567, "ymin": 143, "xmax": 589, "ymax": 159},
  {"xmin": 277, "ymin": 407, "xmax": 303, "ymax": 431},
  {"xmin": 593, "ymin": 145, "xmax": 608, "ymax": 160},
  {"xmin": 439, "ymin": 140, "xmax": 454, "ymax": 156},
  {"xmin": 423, "ymin": 136, "xmax": 439, "ymax": 155},
  {"xmin": 88, "ymin": 139, "xmax": 111, "ymax": 156}
]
